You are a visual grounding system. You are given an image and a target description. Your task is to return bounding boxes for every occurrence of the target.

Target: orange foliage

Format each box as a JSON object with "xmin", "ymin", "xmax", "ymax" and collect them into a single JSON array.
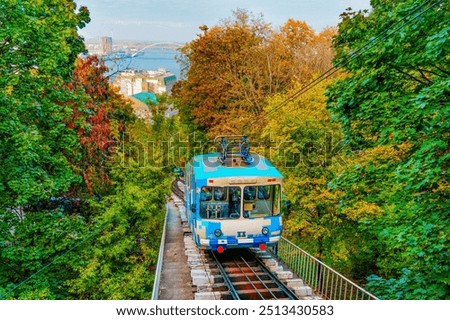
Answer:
[
  {"xmin": 174, "ymin": 12, "xmax": 336, "ymax": 138},
  {"xmin": 66, "ymin": 55, "xmax": 132, "ymax": 194}
]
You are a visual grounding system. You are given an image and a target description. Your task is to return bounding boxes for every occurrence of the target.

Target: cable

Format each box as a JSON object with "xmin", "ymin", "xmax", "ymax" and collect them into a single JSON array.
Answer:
[{"xmin": 243, "ymin": 0, "xmax": 442, "ymax": 132}]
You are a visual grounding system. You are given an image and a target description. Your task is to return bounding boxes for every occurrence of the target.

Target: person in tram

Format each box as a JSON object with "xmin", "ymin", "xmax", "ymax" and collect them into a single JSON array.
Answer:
[
  {"xmin": 214, "ymin": 187, "xmax": 226, "ymax": 201},
  {"xmin": 200, "ymin": 187, "xmax": 212, "ymax": 201}
]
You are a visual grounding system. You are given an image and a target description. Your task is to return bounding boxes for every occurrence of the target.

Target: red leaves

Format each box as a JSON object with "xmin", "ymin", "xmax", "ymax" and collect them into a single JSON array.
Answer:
[{"xmin": 66, "ymin": 55, "xmax": 130, "ymax": 194}]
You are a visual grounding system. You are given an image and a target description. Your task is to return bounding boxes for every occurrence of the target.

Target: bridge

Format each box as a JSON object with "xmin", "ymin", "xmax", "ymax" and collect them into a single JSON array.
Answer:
[{"xmin": 130, "ymin": 42, "xmax": 184, "ymax": 55}]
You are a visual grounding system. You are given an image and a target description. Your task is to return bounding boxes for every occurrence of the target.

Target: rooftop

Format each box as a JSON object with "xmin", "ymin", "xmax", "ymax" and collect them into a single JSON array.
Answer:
[
  {"xmin": 132, "ymin": 92, "xmax": 158, "ymax": 104},
  {"xmin": 191, "ymin": 153, "xmax": 283, "ymax": 180}
]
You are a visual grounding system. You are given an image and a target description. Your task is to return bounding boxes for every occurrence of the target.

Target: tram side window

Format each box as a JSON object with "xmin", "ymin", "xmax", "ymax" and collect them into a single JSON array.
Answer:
[{"xmin": 200, "ymin": 186, "xmax": 213, "ymax": 219}]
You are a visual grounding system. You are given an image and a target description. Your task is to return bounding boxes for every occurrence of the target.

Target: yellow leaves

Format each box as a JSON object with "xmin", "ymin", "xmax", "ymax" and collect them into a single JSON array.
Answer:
[
  {"xmin": 264, "ymin": 79, "xmax": 341, "ymax": 141},
  {"xmin": 4, "ymin": 85, "xmax": 14, "ymax": 95},
  {"xmin": 432, "ymin": 181, "xmax": 450, "ymax": 195},
  {"xmin": 284, "ymin": 217, "xmax": 310, "ymax": 234},
  {"xmin": 335, "ymin": 143, "xmax": 413, "ymax": 175},
  {"xmin": 342, "ymin": 200, "xmax": 384, "ymax": 221},
  {"xmin": 330, "ymin": 243, "xmax": 350, "ymax": 264},
  {"xmin": 359, "ymin": 143, "xmax": 413, "ymax": 163},
  {"xmin": 280, "ymin": 19, "xmax": 315, "ymax": 47},
  {"xmin": 176, "ymin": 12, "xmax": 338, "ymax": 137}
]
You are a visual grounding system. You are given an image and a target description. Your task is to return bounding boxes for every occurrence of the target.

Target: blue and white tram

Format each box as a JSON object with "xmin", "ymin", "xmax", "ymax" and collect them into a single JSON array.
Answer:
[{"xmin": 184, "ymin": 136, "xmax": 284, "ymax": 253}]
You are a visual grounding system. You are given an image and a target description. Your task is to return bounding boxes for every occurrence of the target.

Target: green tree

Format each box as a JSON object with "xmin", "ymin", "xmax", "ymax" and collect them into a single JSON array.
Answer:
[
  {"xmin": 67, "ymin": 142, "xmax": 170, "ymax": 299},
  {"xmin": 327, "ymin": 0, "xmax": 450, "ymax": 299},
  {"xmin": 0, "ymin": 0, "xmax": 90, "ymax": 208},
  {"xmin": 0, "ymin": 208, "xmax": 89, "ymax": 299},
  {"xmin": 0, "ymin": 1, "xmax": 175, "ymax": 301}
]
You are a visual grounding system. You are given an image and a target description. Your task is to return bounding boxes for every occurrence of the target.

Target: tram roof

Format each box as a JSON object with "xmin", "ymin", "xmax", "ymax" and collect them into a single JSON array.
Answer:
[{"xmin": 189, "ymin": 153, "xmax": 283, "ymax": 180}]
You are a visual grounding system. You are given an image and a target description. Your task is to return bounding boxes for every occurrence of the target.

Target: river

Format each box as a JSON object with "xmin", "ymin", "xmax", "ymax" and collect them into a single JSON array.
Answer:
[{"xmin": 105, "ymin": 48, "xmax": 183, "ymax": 80}]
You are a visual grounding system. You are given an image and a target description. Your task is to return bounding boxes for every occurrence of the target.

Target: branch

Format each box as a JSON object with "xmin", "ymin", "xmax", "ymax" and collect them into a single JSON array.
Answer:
[
  {"xmin": 433, "ymin": 65, "xmax": 450, "ymax": 76},
  {"xmin": 416, "ymin": 68, "xmax": 433, "ymax": 84},
  {"xmin": 391, "ymin": 66, "xmax": 430, "ymax": 85},
  {"xmin": 416, "ymin": 67, "xmax": 447, "ymax": 78}
]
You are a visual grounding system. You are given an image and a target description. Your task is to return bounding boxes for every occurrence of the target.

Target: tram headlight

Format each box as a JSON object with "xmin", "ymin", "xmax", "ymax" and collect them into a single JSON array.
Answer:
[
  {"xmin": 214, "ymin": 229, "xmax": 223, "ymax": 237},
  {"xmin": 262, "ymin": 227, "xmax": 270, "ymax": 236}
]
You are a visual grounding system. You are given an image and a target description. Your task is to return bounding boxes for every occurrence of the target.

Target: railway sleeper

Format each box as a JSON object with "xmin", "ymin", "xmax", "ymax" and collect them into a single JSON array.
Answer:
[
  {"xmin": 223, "ymin": 266, "xmax": 265, "ymax": 274},
  {"xmin": 232, "ymin": 280, "xmax": 280, "ymax": 291},
  {"xmin": 236, "ymin": 288, "xmax": 289, "ymax": 300},
  {"xmin": 227, "ymin": 273, "xmax": 271, "ymax": 283}
]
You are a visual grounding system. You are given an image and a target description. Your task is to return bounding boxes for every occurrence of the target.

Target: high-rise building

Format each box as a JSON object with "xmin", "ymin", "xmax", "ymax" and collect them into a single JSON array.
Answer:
[{"xmin": 100, "ymin": 36, "xmax": 113, "ymax": 55}]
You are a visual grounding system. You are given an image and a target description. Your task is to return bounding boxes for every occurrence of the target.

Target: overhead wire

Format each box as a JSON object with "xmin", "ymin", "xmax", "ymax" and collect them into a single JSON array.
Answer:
[{"xmin": 242, "ymin": 0, "xmax": 443, "ymax": 133}]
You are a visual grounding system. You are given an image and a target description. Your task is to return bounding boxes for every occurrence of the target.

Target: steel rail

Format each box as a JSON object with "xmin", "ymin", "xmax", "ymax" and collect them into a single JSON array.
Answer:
[
  {"xmin": 211, "ymin": 249, "xmax": 299, "ymax": 300},
  {"xmin": 252, "ymin": 250, "xmax": 299, "ymax": 300},
  {"xmin": 171, "ymin": 177, "xmax": 184, "ymax": 200},
  {"xmin": 233, "ymin": 257, "xmax": 266, "ymax": 300},
  {"xmin": 210, "ymin": 250, "xmax": 241, "ymax": 300},
  {"xmin": 239, "ymin": 256, "xmax": 278, "ymax": 300}
]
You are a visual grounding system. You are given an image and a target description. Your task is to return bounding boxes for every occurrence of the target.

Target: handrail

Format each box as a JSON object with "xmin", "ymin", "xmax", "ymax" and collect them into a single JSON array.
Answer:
[
  {"xmin": 151, "ymin": 202, "xmax": 169, "ymax": 300},
  {"xmin": 274, "ymin": 237, "xmax": 379, "ymax": 300}
]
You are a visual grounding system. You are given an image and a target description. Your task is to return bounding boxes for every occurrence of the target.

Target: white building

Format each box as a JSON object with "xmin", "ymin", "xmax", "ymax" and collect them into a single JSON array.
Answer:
[{"xmin": 113, "ymin": 68, "xmax": 177, "ymax": 97}]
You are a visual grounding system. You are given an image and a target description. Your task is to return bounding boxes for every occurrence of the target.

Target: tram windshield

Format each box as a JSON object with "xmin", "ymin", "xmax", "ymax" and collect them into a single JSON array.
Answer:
[
  {"xmin": 200, "ymin": 186, "xmax": 240, "ymax": 219},
  {"xmin": 199, "ymin": 185, "xmax": 280, "ymax": 219},
  {"xmin": 243, "ymin": 185, "xmax": 281, "ymax": 218}
]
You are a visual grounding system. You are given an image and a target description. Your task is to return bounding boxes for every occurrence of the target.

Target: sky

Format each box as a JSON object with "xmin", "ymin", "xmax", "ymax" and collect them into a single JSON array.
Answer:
[{"xmin": 75, "ymin": 0, "xmax": 372, "ymax": 43}]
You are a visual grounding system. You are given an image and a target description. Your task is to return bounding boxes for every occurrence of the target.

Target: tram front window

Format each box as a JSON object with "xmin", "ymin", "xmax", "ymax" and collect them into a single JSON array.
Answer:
[
  {"xmin": 199, "ymin": 186, "xmax": 241, "ymax": 219},
  {"xmin": 243, "ymin": 185, "xmax": 281, "ymax": 218},
  {"xmin": 228, "ymin": 187, "xmax": 241, "ymax": 219},
  {"xmin": 214, "ymin": 187, "xmax": 226, "ymax": 201}
]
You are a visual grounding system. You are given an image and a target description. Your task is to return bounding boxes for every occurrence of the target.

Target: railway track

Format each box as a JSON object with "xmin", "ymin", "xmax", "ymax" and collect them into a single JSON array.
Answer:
[
  {"xmin": 209, "ymin": 249, "xmax": 298, "ymax": 300},
  {"xmin": 171, "ymin": 177, "xmax": 184, "ymax": 200}
]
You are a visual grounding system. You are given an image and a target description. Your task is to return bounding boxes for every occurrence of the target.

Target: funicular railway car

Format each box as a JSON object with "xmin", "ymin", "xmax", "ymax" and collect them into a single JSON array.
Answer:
[{"xmin": 184, "ymin": 136, "xmax": 284, "ymax": 253}]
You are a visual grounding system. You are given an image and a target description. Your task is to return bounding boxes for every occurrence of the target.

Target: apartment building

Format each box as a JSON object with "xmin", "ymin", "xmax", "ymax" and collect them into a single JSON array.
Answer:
[{"xmin": 113, "ymin": 68, "xmax": 177, "ymax": 97}]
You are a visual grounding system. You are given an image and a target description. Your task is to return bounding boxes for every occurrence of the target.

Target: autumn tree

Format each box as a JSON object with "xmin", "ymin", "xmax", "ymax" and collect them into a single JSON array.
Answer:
[
  {"xmin": 276, "ymin": 19, "xmax": 335, "ymax": 83},
  {"xmin": 174, "ymin": 10, "xmax": 335, "ymax": 138},
  {"xmin": 174, "ymin": 9, "xmax": 271, "ymax": 136},
  {"xmin": 66, "ymin": 56, "xmax": 134, "ymax": 195},
  {"xmin": 262, "ymin": 79, "xmax": 348, "ymax": 267}
]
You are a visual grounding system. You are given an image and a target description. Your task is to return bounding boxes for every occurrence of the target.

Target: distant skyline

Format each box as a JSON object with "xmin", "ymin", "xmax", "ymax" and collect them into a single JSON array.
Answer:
[{"xmin": 75, "ymin": 0, "xmax": 371, "ymax": 43}]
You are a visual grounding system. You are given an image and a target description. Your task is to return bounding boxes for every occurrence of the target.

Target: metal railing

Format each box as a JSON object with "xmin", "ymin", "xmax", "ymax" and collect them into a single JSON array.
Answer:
[
  {"xmin": 274, "ymin": 237, "xmax": 378, "ymax": 300},
  {"xmin": 151, "ymin": 203, "xmax": 169, "ymax": 300}
]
